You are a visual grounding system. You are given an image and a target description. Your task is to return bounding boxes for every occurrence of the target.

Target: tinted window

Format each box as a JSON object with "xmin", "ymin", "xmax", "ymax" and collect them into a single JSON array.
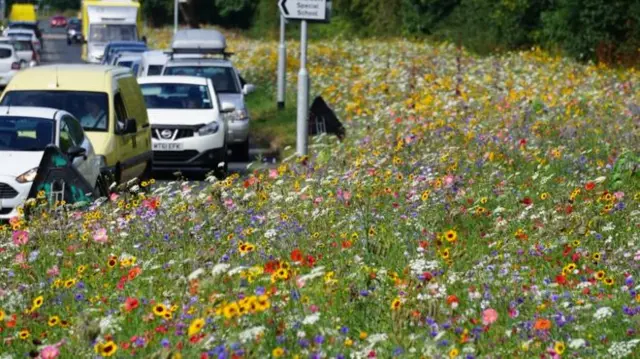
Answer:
[
  {"xmin": 0, "ymin": 48, "xmax": 11, "ymax": 58},
  {"xmin": 0, "ymin": 116, "xmax": 54, "ymax": 151},
  {"xmin": 117, "ymin": 61, "xmax": 132, "ymax": 68},
  {"xmin": 147, "ymin": 65, "xmax": 163, "ymax": 76},
  {"xmin": 89, "ymin": 24, "xmax": 137, "ymax": 42},
  {"xmin": 163, "ymin": 66, "xmax": 240, "ymax": 94},
  {"xmin": 141, "ymin": 83, "xmax": 213, "ymax": 110},
  {"xmin": 59, "ymin": 120, "xmax": 73, "ymax": 153},
  {"xmin": 1, "ymin": 91, "xmax": 110, "ymax": 132}
]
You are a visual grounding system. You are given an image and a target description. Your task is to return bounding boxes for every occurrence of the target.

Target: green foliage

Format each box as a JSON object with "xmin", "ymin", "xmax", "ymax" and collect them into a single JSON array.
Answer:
[
  {"xmin": 134, "ymin": 0, "xmax": 638, "ymax": 65},
  {"xmin": 540, "ymin": 0, "xmax": 640, "ymax": 63}
]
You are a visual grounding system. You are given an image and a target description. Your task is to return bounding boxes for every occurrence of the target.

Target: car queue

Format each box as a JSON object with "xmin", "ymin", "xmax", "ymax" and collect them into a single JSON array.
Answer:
[{"xmin": 0, "ymin": 26, "xmax": 255, "ymax": 220}]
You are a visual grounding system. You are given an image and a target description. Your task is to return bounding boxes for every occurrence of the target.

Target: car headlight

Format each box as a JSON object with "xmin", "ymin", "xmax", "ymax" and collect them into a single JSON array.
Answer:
[
  {"xmin": 225, "ymin": 109, "xmax": 248, "ymax": 122},
  {"xmin": 198, "ymin": 121, "xmax": 220, "ymax": 136},
  {"xmin": 16, "ymin": 167, "xmax": 38, "ymax": 183}
]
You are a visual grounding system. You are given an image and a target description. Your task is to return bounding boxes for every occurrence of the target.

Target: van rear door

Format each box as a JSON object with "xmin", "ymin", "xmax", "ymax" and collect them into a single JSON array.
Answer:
[{"xmin": 117, "ymin": 74, "xmax": 151, "ymax": 179}]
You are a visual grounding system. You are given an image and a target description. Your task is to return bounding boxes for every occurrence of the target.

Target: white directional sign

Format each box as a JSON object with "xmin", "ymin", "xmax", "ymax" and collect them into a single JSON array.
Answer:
[{"xmin": 279, "ymin": 0, "xmax": 327, "ymax": 21}]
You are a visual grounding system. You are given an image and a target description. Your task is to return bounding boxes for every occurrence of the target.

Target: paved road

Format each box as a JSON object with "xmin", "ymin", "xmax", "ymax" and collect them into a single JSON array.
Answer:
[{"xmin": 39, "ymin": 20, "xmax": 277, "ymax": 181}]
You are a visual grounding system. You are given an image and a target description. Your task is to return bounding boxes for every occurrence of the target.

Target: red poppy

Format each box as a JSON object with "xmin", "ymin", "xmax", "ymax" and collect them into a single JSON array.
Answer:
[
  {"xmin": 565, "ymin": 205, "xmax": 573, "ymax": 214},
  {"xmin": 585, "ymin": 182, "xmax": 595, "ymax": 191},
  {"xmin": 521, "ymin": 197, "xmax": 533, "ymax": 206},
  {"xmin": 341, "ymin": 240, "xmax": 352, "ymax": 249},
  {"xmin": 264, "ymin": 260, "xmax": 279, "ymax": 274},
  {"xmin": 422, "ymin": 272, "xmax": 433, "ymax": 281},
  {"xmin": 305, "ymin": 255, "xmax": 316, "ymax": 267},
  {"xmin": 555, "ymin": 274, "xmax": 567, "ymax": 285},
  {"xmin": 290, "ymin": 249, "xmax": 303, "ymax": 262},
  {"xmin": 128, "ymin": 267, "xmax": 142, "ymax": 281},
  {"xmin": 124, "ymin": 297, "xmax": 139, "ymax": 312}
]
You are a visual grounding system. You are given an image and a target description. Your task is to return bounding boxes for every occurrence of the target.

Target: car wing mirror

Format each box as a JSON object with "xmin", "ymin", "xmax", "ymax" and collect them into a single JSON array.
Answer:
[
  {"xmin": 242, "ymin": 83, "xmax": 256, "ymax": 95},
  {"xmin": 67, "ymin": 145, "xmax": 87, "ymax": 160},
  {"xmin": 121, "ymin": 118, "xmax": 137, "ymax": 134},
  {"xmin": 221, "ymin": 102, "xmax": 236, "ymax": 114}
]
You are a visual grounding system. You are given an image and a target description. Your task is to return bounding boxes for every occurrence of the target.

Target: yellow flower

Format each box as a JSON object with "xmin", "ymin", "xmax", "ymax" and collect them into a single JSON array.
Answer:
[
  {"xmin": 444, "ymin": 230, "xmax": 458, "ymax": 243},
  {"xmin": 64, "ymin": 278, "xmax": 77, "ymax": 288},
  {"xmin": 554, "ymin": 341, "xmax": 565, "ymax": 355},
  {"xmin": 604, "ymin": 277, "xmax": 615, "ymax": 286},
  {"xmin": 359, "ymin": 331, "xmax": 368, "ymax": 340},
  {"xmin": 272, "ymin": 347, "xmax": 285, "ymax": 357},
  {"xmin": 153, "ymin": 303, "xmax": 168, "ymax": 316},
  {"xmin": 449, "ymin": 348, "xmax": 460, "ymax": 358},
  {"xmin": 48, "ymin": 315, "xmax": 60, "ymax": 327},
  {"xmin": 223, "ymin": 302, "xmax": 240, "ymax": 319},
  {"xmin": 390, "ymin": 297, "xmax": 401, "ymax": 311},
  {"xmin": 95, "ymin": 340, "xmax": 118, "ymax": 357},
  {"xmin": 0, "ymin": 309, "xmax": 5, "ymax": 321},
  {"xmin": 188, "ymin": 318, "xmax": 205, "ymax": 336},
  {"xmin": 77, "ymin": 265, "xmax": 87, "ymax": 274},
  {"xmin": 344, "ymin": 338, "xmax": 353, "ymax": 347},
  {"xmin": 19, "ymin": 329, "xmax": 30, "ymax": 340},
  {"xmin": 32, "ymin": 296, "xmax": 44, "ymax": 309}
]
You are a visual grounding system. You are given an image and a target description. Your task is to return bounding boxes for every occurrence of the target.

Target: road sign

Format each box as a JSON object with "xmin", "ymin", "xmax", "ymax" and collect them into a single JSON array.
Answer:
[{"xmin": 279, "ymin": 0, "xmax": 328, "ymax": 22}]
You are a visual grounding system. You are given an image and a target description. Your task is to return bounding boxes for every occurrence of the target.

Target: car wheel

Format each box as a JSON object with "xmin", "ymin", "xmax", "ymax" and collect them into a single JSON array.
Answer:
[
  {"xmin": 213, "ymin": 147, "xmax": 228, "ymax": 180},
  {"xmin": 231, "ymin": 138, "xmax": 250, "ymax": 162},
  {"xmin": 140, "ymin": 160, "xmax": 153, "ymax": 181}
]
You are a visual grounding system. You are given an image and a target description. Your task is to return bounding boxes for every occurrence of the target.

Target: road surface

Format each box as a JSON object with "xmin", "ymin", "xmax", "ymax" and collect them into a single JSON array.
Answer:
[{"xmin": 39, "ymin": 19, "xmax": 278, "ymax": 181}]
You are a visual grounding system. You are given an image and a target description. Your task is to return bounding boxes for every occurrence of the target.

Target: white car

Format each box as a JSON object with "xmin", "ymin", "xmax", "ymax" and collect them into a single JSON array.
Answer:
[
  {"xmin": 113, "ymin": 51, "xmax": 142, "ymax": 69},
  {"xmin": 0, "ymin": 107, "xmax": 101, "ymax": 220},
  {"xmin": 0, "ymin": 35, "xmax": 38, "ymax": 66},
  {"xmin": 137, "ymin": 76, "xmax": 235, "ymax": 178},
  {"xmin": 5, "ymin": 29, "xmax": 41, "ymax": 54},
  {"xmin": 162, "ymin": 29, "xmax": 255, "ymax": 161},
  {"xmin": 0, "ymin": 43, "xmax": 22, "ymax": 89},
  {"xmin": 137, "ymin": 49, "xmax": 169, "ymax": 77}
]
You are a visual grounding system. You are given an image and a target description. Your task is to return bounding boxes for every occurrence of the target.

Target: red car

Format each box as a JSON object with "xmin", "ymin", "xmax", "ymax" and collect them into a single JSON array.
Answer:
[{"xmin": 50, "ymin": 16, "xmax": 67, "ymax": 28}]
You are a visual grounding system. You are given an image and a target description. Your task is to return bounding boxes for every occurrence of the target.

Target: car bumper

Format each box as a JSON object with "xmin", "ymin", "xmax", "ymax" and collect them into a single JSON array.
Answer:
[
  {"xmin": 0, "ymin": 176, "xmax": 32, "ymax": 220},
  {"xmin": 0, "ymin": 71, "xmax": 17, "ymax": 86},
  {"xmin": 227, "ymin": 120, "xmax": 249, "ymax": 143},
  {"xmin": 152, "ymin": 132, "xmax": 226, "ymax": 171}
]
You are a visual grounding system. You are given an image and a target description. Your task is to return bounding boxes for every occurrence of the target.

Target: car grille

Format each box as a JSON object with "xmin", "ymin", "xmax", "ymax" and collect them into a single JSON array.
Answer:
[
  {"xmin": 0, "ymin": 183, "xmax": 18, "ymax": 199},
  {"xmin": 0, "ymin": 207, "xmax": 12, "ymax": 215},
  {"xmin": 153, "ymin": 150, "xmax": 199, "ymax": 162},
  {"xmin": 152, "ymin": 128, "xmax": 195, "ymax": 140}
]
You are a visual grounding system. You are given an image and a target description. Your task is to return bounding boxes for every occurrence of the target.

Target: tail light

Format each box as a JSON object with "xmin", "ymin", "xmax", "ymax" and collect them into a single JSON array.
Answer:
[{"xmin": 11, "ymin": 62, "xmax": 20, "ymax": 70}]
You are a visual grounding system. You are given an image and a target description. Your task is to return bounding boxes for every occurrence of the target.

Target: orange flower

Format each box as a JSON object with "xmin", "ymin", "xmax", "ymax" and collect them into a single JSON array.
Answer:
[
  {"xmin": 128, "ymin": 267, "xmax": 142, "ymax": 281},
  {"xmin": 534, "ymin": 318, "xmax": 552, "ymax": 330}
]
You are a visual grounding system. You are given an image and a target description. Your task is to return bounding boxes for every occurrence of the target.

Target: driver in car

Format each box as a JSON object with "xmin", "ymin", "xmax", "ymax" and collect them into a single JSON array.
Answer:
[{"xmin": 80, "ymin": 97, "xmax": 107, "ymax": 130}]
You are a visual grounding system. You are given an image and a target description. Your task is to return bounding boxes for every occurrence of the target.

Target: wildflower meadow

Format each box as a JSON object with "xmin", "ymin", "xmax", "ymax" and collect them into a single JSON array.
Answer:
[{"xmin": 0, "ymin": 30, "xmax": 639, "ymax": 358}]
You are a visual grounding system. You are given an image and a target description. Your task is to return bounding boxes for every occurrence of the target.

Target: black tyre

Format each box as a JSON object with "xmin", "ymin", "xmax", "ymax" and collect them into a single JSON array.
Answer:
[
  {"xmin": 94, "ymin": 174, "xmax": 109, "ymax": 198},
  {"xmin": 231, "ymin": 138, "xmax": 250, "ymax": 162}
]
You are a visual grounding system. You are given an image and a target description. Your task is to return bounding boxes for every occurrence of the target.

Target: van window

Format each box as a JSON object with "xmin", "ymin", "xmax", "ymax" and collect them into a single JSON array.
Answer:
[
  {"xmin": 0, "ymin": 48, "xmax": 12, "ymax": 58},
  {"xmin": 113, "ymin": 92, "xmax": 128, "ymax": 129},
  {"xmin": 0, "ymin": 91, "xmax": 110, "ymax": 132}
]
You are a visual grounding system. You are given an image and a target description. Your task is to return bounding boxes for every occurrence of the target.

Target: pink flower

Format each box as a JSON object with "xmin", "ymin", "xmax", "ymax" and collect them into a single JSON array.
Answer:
[
  {"xmin": 109, "ymin": 193, "xmax": 119, "ymax": 202},
  {"xmin": 12, "ymin": 230, "xmax": 29, "ymax": 246},
  {"xmin": 614, "ymin": 191, "xmax": 625, "ymax": 200},
  {"xmin": 269, "ymin": 169, "xmax": 278, "ymax": 178},
  {"xmin": 14, "ymin": 252, "xmax": 26, "ymax": 264},
  {"xmin": 40, "ymin": 345, "xmax": 60, "ymax": 359},
  {"xmin": 47, "ymin": 265, "xmax": 60, "ymax": 277},
  {"xmin": 93, "ymin": 228, "xmax": 108, "ymax": 243},
  {"xmin": 482, "ymin": 308, "xmax": 498, "ymax": 325},
  {"xmin": 342, "ymin": 191, "xmax": 352, "ymax": 201}
]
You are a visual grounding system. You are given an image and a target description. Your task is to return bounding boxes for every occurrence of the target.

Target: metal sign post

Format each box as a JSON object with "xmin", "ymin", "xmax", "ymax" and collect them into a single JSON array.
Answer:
[
  {"xmin": 277, "ymin": 14, "xmax": 287, "ymax": 110},
  {"xmin": 174, "ymin": 0, "xmax": 178, "ymax": 34},
  {"xmin": 278, "ymin": 0, "xmax": 330, "ymax": 156},
  {"xmin": 296, "ymin": 19, "xmax": 309, "ymax": 155}
]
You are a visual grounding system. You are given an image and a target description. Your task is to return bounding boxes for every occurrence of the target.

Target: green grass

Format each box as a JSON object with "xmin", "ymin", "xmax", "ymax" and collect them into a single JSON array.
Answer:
[{"xmin": 246, "ymin": 83, "xmax": 297, "ymax": 150}]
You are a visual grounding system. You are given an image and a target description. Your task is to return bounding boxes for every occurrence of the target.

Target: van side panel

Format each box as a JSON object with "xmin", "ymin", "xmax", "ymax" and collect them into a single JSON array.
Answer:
[{"xmin": 116, "ymin": 74, "xmax": 151, "ymax": 180}]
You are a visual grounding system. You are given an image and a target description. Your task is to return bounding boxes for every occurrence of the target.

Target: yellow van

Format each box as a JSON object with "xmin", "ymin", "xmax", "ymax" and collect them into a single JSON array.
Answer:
[
  {"xmin": 9, "ymin": 4, "xmax": 37, "ymax": 22},
  {"xmin": 0, "ymin": 65, "xmax": 152, "ymax": 185}
]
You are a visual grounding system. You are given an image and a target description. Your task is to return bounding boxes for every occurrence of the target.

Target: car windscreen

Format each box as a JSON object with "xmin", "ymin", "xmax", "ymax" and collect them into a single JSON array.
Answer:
[
  {"xmin": 0, "ymin": 48, "xmax": 12, "ymax": 58},
  {"xmin": 163, "ymin": 66, "xmax": 240, "ymax": 94},
  {"xmin": 140, "ymin": 83, "xmax": 213, "ymax": 110},
  {"xmin": 147, "ymin": 65, "xmax": 163, "ymax": 76},
  {"xmin": 0, "ymin": 116, "xmax": 54, "ymax": 151},
  {"xmin": 1, "ymin": 91, "xmax": 110, "ymax": 132},
  {"xmin": 117, "ymin": 61, "xmax": 133, "ymax": 68},
  {"xmin": 89, "ymin": 24, "xmax": 137, "ymax": 43}
]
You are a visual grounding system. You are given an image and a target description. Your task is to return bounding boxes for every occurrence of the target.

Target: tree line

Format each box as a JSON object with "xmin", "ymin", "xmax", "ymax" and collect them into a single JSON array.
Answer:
[{"xmin": 28, "ymin": 0, "xmax": 640, "ymax": 65}]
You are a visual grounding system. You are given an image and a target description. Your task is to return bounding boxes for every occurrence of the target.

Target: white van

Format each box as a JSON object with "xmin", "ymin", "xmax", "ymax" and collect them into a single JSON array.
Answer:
[{"xmin": 137, "ymin": 49, "xmax": 168, "ymax": 77}]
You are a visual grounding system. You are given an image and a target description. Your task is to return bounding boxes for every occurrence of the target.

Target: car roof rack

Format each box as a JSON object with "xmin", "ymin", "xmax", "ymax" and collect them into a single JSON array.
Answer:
[{"xmin": 167, "ymin": 29, "xmax": 232, "ymax": 59}]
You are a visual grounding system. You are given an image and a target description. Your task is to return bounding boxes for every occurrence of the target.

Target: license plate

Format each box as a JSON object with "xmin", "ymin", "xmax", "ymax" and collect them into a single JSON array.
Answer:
[{"xmin": 153, "ymin": 142, "xmax": 183, "ymax": 151}]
